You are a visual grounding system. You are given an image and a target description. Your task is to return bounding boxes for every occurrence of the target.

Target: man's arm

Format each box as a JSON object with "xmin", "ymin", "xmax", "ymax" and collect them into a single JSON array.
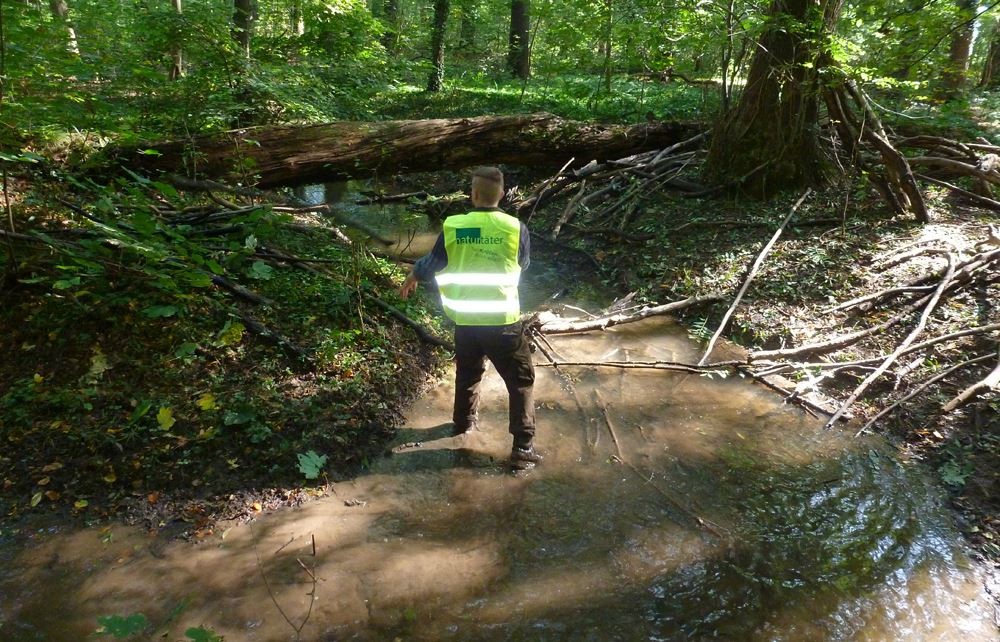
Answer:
[{"xmin": 399, "ymin": 233, "xmax": 447, "ymax": 299}]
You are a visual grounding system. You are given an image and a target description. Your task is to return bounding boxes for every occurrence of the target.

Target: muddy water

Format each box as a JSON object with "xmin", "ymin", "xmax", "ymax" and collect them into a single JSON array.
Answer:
[{"xmin": 1, "ymin": 184, "xmax": 997, "ymax": 640}]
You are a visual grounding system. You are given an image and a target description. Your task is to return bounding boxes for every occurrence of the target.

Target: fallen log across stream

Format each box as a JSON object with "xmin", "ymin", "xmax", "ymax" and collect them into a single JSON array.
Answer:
[{"xmin": 117, "ymin": 114, "xmax": 704, "ymax": 188}]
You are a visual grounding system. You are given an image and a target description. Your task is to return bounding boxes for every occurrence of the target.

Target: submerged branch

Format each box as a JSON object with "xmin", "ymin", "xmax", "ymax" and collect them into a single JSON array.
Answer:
[{"xmin": 536, "ymin": 294, "xmax": 725, "ymax": 334}]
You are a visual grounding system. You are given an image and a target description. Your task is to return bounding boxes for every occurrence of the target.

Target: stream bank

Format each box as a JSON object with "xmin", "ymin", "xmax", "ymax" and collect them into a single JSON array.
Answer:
[{"xmin": 2, "ymin": 168, "xmax": 999, "ymax": 638}]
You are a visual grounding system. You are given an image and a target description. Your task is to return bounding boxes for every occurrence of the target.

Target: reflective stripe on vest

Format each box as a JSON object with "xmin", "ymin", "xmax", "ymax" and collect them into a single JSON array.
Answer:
[{"xmin": 435, "ymin": 210, "xmax": 522, "ymax": 326}]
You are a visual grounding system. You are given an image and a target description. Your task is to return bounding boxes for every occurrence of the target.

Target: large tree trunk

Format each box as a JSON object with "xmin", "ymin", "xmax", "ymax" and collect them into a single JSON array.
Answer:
[
  {"xmin": 601, "ymin": 0, "xmax": 613, "ymax": 92},
  {"xmin": 979, "ymin": 26, "xmax": 1000, "ymax": 89},
  {"xmin": 232, "ymin": 0, "xmax": 255, "ymax": 58},
  {"xmin": 508, "ymin": 0, "xmax": 530, "ymax": 79},
  {"xmin": 168, "ymin": 0, "xmax": 184, "ymax": 81},
  {"xmin": 290, "ymin": 0, "xmax": 305, "ymax": 36},
  {"xmin": 49, "ymin": 0, "xmax": 79, "ymax": 55},
  {"xmin": 121, "ymin": 114, "xmax": 703, "ymax": 188},
  {"xmin": 458, "ymin": 0, "xmax": 477, "ymax": 50},
  {"xmin": 705, "ymin": 0, "xmax": 843, "ymax": 195},
  {"xmin": 426, "ymin": 0, "xmax": 449, "ymax": 91},
  {"xmin": 382, "ymin": 0, "xmax": 400, "ymax": 53},
  {"xmin": 940, "ymin": 0, "xmax": 977, "ymax": 99}
]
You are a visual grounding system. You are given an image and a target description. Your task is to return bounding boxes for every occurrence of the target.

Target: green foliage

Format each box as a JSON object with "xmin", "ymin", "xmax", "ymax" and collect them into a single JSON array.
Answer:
[
  {"xmin": 297, "ymin": 450, "xmax": 329, "ymax": 480},
  {"xmin": 940, "ymin": 440, "xmax": 974, "ymax": 489},
  {"xmin": 94, "ymin": 613, "xmax": 149, "ymax": 639},
  {"xmin": 185, "ymin": 626, "xmax": 225, "ymax": 642}
]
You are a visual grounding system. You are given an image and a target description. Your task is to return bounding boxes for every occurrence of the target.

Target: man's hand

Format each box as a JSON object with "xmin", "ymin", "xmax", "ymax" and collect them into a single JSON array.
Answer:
[{"xmin": 398, "ymin": 272, "xmax": 419, "ymax": 299}]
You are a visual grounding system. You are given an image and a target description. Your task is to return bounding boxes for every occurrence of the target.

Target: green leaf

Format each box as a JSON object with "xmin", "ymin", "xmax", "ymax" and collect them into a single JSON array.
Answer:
[
  {"xmin": 185, "ymin": 625, "xmax": 224, "ymax": 642},
  {"xmin": 248, "ymin": 260, "xmax": 274, "ymax": 280},
  {"xmin": 151, "ymin": 181, "xmax": 179, "ymax": 200},
  {"xmin": 183, "ymin": 270, "xmax": 214, "ymax": 288},
  {"xmin": 157, "ymin": 406, "xmax": 176, "ymax": 430},
  {"xmin": 297, "ymin": 450, "xmax": 328, "ymax": 480},
  {"xmin": 130, "ymin": 211, "xmax": 157, "ymax": 236},
  {"xmin": 215, "ymin": 321, "xmax": 245, "ymax": 347},
  {"xmin": 53, "ymin": 277, "xmax": 81, "ymax": 290},
  {"xmin": 95, "ymin": 613, "xmax": 149, "ymax": 638},
  {"xmin": 129, "ymin": 400, "xmax": 153, "ymax": 425},
  {"xmin": 143, "ymin": 305, "xmax": 178, "ymax": 318},
  {"xmin": 87, "ymin": 348, "xmax": 111, "ymax": 381},
  {"xmin": 244, "ymin": 234, "xmax": 258, "ymax": 250},
  {"xmin": 196, "ymin": 393, "xmax": 218, "ymax": 411},
  {"xmin": 174, "ymin": 342, "xmax": 198, "ymax": 359},
  {"xmin": 138, "ymin": 148, "xmax": 163, "ymax": 156}
]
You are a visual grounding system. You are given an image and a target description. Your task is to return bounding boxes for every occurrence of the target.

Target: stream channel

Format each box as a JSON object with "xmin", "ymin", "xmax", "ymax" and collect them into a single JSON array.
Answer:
[{"xmin": 1, "ymin": 181, "xmax": 998, "ymax": 640}]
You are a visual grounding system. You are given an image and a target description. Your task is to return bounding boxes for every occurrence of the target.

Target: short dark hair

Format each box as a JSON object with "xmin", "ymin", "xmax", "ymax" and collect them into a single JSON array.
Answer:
[{"xmin": 471, "ymin": 166, "xmax": 504, "ymax": 205}]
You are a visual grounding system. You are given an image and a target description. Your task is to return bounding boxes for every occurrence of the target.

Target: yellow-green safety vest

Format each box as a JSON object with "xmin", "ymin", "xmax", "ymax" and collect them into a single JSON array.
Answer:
[{"xmin": 435, "ymin": 210, "xmax": 522, "ymax": 326}]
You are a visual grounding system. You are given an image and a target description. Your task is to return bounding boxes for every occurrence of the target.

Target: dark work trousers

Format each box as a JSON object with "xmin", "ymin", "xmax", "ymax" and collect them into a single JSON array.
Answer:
[{"xmin": 453, "ymin": 322, "xmax": 536, "ymax": 449}]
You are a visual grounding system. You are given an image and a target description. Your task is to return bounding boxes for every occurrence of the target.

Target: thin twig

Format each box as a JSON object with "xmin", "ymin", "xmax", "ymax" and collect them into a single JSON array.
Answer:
[
  {"xmin": 698, "ymin": 189, "xmax": 811, "ymax": 365},
  {"xmin": 856, "ymin": 352, "xmax": 996, "ymax": 436},
  {"xmin": 828, "ymin": 252, "xmax": 957, "ymax": 429},
  {"xmin": 941, "ymin": 344, "xmax": 1000, "ymax": 412}
]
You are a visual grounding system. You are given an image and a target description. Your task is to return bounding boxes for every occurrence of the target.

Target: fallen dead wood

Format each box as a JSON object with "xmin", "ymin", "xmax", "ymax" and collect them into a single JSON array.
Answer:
[
  {"xmin": 941, "ymin": 345, "xmax": 1000, "ymax": 412},
  {"xmin": 240, "ymin": 314, "xmax": 314, "ymax": 366},
  {"xmin": 355, "ymin": 191, "xmax": 428, "ymax": 205},
  {"xmin": 514, "ymin": 130, "xmax": 710, "ymax": 218},
  {"xmin": 536, "ymin": 359, "xmax": 737, "ymax": 375},
  {"xmin": 753, "ymin": 323, "xmax": 1000, "ymax": 377},
  {"xmin": 735, "ymin": 365, "xmax": 845, "ymax": 420},
  {"xmin": 363, "ymin": 294, "xmax": 453, "ymax": 351},
  {"xmin": 856, "ymin": 352, "xmax": 997, "ymax": 436},
  {"xmin": 698, "ymin": 190, "xmax": 810, "ymax": 366},
  {"xmin": 536, "ymin": 294, "xmax": 725, "ymax": 334},
  {"xmin": 916, "ymin": 173, "xmax": 1000, "ymax": 210},
  {"xmin": 824, "ymin": 82, "xmax": 928, "ymax": 222},
  {"xmin": 593, "ymin": 388, "xmax": 729, "ymax": 540},
  {"xmin": 275, "ymin": 204, "xmax": 393, "ymax": 246},
  {"xmin": 824, "ymin": 252, "xmax": 956, "ymax": 428},
  {"xmin": 212, "ymin": 275, "xmax": 273, "ymax": 307},
  {"xmin": 750, "ymin": 246, "xmax": 1000, "ymax": 363},
  {"xmin": 120, "ymin": 114, "xmax": 704, "ymax": 188}
]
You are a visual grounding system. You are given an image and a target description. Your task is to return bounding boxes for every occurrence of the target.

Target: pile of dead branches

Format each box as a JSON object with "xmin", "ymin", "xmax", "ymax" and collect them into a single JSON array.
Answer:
[
  {"xmin": 899, "ymin": 136, "xmax": 1000, "ymax": 211},
  {"xmin": 516, "ymin": 126, "xmax": 1000, "ymax": 432},
  {"xmin": 513, "ymin": 131, "xmax": 711, "ymax": 240}
]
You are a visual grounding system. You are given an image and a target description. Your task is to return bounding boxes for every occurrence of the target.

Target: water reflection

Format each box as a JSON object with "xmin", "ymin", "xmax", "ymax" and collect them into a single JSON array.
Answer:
[{"xmin": 0, "ymin": 182, "xmax": 995, "ymax": 640}]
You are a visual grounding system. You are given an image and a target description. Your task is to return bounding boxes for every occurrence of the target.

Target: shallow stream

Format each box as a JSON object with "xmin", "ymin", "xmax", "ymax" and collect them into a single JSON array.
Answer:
[{"xmin": 0, "ymin": 182, "xmax": 996, "ymax": 640}]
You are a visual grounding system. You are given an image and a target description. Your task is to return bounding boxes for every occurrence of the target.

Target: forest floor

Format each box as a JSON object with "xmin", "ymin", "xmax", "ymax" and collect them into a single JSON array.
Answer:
[{"xmin": 1, "ymin": 159, "xmax": 998, "ymax": 591}]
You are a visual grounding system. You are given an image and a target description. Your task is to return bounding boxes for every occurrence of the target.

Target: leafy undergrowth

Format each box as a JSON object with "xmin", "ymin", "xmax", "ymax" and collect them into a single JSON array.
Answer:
[
  {"xmin": 367, "ymin": 74, "xmax": 716, "ymax": 124},
  {"xmin": 529, "ymin": 177, "xmax": 1000, "ymax": 565},
  {"xmin": 0, "ymin": 167, "xmax": 444, "ymax": 532}
]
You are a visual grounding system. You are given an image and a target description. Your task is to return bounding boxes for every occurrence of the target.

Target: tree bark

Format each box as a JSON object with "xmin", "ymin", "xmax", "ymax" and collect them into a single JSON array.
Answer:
[
  {"xmin": 508, "ymin": 0, "xmax": 530, "ymax": 79},
  {"xmin": 290, "ymin": 0, "xmax": 305, "ymax": 36},
  {"xmin": 940, "ymin": 0, "xmax": 976, "ymax": 99},
  {"xmin": 601, "ymin": 0, "xmax": 613, "ymax": 92},
  {"xmin": 122, "ymin": 114, "xmax": 704, "ymax": 188},
  {"xmin": 233, "ymin": 0, "xmax": 255, "ymax": 58},
  {"xmin": 705, "ymin": 0, "xmax": 844, "ymax": 195},
  {"xmin": 426, "ymin": 0, "xmax": 449, "ymax": 91},
  {"xmin": 49, "ymin": 0, "xmax": 79, "ymax": 55},
  {"xmin": 979, "ymin": 26, "xmax": 1000, "ymax": 88},
  {"xmin": 382, "ymin": 0, "xmax": 400, "ymax": 53},
  {"xmin": 458, "ymin": 0, "xmax": 477, "ymax": 50},
  {"xmin": 168, "ymin": 0, "xmax": 184, "ymax": 81}
]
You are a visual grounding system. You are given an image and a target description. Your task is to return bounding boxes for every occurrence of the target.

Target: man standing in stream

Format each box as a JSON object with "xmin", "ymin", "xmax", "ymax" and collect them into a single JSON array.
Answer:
[{"xmin": 398, "ymin": 166, "xmax": 540, "ymax": 471}]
